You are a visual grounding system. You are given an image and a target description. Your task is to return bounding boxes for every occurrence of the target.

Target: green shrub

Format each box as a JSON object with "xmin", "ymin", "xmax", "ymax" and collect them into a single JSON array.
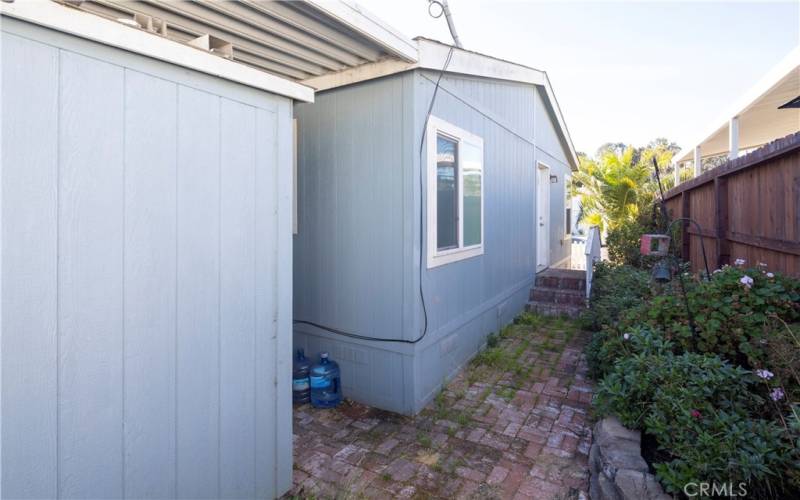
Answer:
[
  {"xmin": 595, "ymin": 351, "xmax": 791, "ymax": 496},
  {"xmin": 588, "ymin": 257, "xmax": 800, "ymax": 496},
  {"xmin": 581, "ymin": 262, "xmax": 651, "ymax": 332},
  {"xmin": 642, "ymin": 265, "xmax": 800, "ymax": 367},
  {"xmin": 587, "ymin": 324, "xmax": 668, "ymax": 379},
  {"xmin": 606, "ymin": 219, "xmax": 658, "ymax": 268},
  {"xmin": 787, "ymin": 405, "xmax": 800, "ymax": 488}
]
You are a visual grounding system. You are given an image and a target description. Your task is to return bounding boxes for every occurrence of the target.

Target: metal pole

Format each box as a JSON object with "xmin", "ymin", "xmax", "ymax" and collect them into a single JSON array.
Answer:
[{"xmin": 439, "ymin": 0, "xmax": 463, "ymax": 48}]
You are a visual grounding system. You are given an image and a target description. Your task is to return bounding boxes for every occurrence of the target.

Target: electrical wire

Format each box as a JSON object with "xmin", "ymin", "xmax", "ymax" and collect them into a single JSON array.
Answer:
[{"xmin": 293, "ymin": 47, "xmax": 456, "ymax": 345}]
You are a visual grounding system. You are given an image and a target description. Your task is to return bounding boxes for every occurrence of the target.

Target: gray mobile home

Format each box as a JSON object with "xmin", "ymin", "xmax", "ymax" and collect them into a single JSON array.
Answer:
[
  {"xmin": 294, "ymin": 38, "xmax": 579, "ymax": 414},
  {"xmin": 1, "ymin": 1, "xmax": 417, "ymax": 498}
]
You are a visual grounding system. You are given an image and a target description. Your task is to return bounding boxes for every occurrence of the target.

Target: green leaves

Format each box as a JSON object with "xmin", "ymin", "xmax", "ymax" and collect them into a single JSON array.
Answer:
[
  {"xmin": 595, "ymin": 351, "xmax": 788, "ymax": 495},
  {"xmin": 574, "ymin": 140, "xmax": 678, "ymax": 233},
  {"xmin": 587, "ymin": 262, "xmax": 800, "ymax": 497}
]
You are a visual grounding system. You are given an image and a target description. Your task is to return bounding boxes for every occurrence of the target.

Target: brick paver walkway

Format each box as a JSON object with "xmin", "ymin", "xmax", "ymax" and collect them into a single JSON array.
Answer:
[{"xmin": 287, "ymin": 314, "xmax": 593, "ymax": 499}]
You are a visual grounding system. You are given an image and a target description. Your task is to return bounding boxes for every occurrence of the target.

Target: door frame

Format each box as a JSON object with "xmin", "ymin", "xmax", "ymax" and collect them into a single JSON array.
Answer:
[{"xmin": 536, "ymin": 162, "xmax": 550, "ymax": 271}]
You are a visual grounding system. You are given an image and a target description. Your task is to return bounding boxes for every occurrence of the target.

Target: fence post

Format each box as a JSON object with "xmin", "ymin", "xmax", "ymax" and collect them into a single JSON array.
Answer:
[
  {"xmin": 714, "ymin": 177, "xmax": 730, "ymax": 268},
  {"xmin": 681, "ymin": 191, "xmax": 690, "ymax": 262}
]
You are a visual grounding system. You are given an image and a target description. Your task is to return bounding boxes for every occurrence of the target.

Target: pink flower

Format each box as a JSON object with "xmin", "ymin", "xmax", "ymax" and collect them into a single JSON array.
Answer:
[{"xmin": 691, "ymin": 409, "xmax": 702, "ymax": 419}]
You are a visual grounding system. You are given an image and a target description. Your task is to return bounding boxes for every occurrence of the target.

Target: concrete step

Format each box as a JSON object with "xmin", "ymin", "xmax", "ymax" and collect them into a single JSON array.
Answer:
[
  {"xmin": 535, "ymin": 274, "xmax": 586, "ymax": 292},
  {"xmin": 529, "ymin": 286, "xmax": 586, "ymax": 306},
  {"xmin": 525, "ymin": 301, "xmax": 585, "ymax": 318}
]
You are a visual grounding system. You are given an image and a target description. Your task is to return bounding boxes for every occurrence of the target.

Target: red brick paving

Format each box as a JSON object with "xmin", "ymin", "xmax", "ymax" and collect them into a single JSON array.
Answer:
[{"xmin": 285, "ymin": 317, "xmax": 592, "ymax": 500}]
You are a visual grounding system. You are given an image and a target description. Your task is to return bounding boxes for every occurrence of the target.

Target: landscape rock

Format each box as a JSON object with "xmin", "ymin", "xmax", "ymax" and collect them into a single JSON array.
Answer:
[
  {"xmin": 614, "ymin": 469, "xmax": 672, "ymax": 500},
  {"xmin": 594, "ymin": 417, "xmax": 640, "ymax": 447},
  {"xmin": 599, "ymin": 443, "xmax": 649, "ymax": 474},
  {"xmin": 589, "ymin": 417, "xmax": 671, "ymax": 500}
]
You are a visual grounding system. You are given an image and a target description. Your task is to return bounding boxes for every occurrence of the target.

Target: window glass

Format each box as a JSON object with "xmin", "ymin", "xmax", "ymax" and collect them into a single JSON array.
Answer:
[
  {"xmin": 461, "ymin": 141, "xmax": 482, "ymax": 247},
  {"xmin": 436, "ymin": 135, "xmax": 458, "ymax": 250}
]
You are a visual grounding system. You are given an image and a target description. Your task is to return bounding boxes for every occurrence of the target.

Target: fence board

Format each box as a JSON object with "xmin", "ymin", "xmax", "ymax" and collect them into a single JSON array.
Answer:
[{"xmin": 664, "ymin": 132, "xmax": 800, "ymax": 277}]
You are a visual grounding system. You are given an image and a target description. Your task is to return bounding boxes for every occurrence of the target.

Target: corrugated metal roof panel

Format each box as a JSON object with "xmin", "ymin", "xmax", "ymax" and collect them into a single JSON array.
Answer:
[{"xmin": 72, "ymin": 0, "xmax": 417, "ymax": 82}]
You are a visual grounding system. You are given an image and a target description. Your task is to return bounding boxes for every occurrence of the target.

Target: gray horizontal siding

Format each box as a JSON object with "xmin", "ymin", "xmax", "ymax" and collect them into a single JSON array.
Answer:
[{"xmin": 1, "ymin": 22, "xmax": 292, "ymax": 499}]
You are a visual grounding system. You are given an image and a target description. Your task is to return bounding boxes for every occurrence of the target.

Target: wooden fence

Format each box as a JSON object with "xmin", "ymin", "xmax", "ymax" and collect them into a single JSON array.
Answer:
[{"xmin": 663, "ymin": 132, "xmax": 800, "ymax": 277}]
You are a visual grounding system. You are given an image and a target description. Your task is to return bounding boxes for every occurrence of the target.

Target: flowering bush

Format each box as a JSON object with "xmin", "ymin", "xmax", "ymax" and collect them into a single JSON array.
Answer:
[
  {"xmin": 595, "ymin": 351, "xmax": 792, "ymax": 496},
  {"xmin": 587, "ymin": 260, "xmax": 800, "ymax": 496}
]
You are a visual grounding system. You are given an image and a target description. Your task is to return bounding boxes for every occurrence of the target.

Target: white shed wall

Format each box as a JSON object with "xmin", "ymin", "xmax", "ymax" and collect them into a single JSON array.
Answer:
[{"xmin": 1, "ymin": 20, "xmax": 293, "ymax": 499}]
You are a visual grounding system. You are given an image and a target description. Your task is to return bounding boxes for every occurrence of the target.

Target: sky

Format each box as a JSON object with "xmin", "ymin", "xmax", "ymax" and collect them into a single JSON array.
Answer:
[{"xmin": 355, "ymin": 0, "xmax": 800, "ymax": 156}]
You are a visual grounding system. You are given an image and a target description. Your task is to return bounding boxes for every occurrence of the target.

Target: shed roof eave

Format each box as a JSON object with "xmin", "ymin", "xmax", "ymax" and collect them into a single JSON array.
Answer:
[{"xmin": 1, "ymin": 0, "xmax": 314, "ymax": 102}]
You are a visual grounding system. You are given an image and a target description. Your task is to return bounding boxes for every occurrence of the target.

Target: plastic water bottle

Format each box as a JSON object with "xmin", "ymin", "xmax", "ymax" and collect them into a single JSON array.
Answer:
[
  {"xmin": 292, "ymin": 349, "xmax": 311, "ymax": 404},
  {"xmin": 310, "ymin": 352, "xmax": 342, "ymax": 408}
]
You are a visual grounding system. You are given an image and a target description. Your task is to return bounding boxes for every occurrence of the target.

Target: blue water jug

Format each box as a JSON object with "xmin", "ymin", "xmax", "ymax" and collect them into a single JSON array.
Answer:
[
  {"xmin": 310, "ymin": 352, "xmax": 342, "ymax": 408},
  {"xmin": 292, "ymin": 349, "xmax": 311, "ymax": 404}
]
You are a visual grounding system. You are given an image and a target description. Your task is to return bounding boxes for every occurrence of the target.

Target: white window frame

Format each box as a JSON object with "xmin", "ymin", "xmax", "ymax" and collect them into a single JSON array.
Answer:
[{"xmin": 426, "ymin": 116, "xmax": 485, "ymax": 268}]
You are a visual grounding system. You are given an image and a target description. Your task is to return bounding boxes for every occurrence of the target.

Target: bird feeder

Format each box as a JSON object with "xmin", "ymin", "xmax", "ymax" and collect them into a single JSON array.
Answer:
[
  {"xmin": 640, "ymin": 234, "xmax": 671, "ymax": 257},
  {"xmin": 652, "ymin": 259, "xmax": 672, "ymax": 283}
]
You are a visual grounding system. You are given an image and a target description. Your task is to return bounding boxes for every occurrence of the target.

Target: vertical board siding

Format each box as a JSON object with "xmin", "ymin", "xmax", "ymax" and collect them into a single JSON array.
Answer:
[
  {"xmin": 294, "ymin": 76, "xmax": 407, "ymax": 341},
  {"xmin": 415, "ymin": 72, "xmax": 541, "ymax": 403},
  {"xmin": 2, "ymin": 25, "xmax": 292, "ymax": 499},
  {"xmin": 123, "ymin": 69, "xmax": 178, "ymax": 498},
  {"xmin": 176, "ymin": 86, "xmax": 221, "ymax": 499},
  {"xmin": 275, "ymin": 99, "xmax": 295, "ymax": 495},
  {"xmin": 533, "ymin": 88, "xmax": 573, "ymax": 267},
  {"xmin": 219, "ymin": 98, "xmax": 257, "ymax": 499},
  {"xmin": 58, "ymin": 49, "xmax": 126, "ymax": 499},
  {"xmin": 1, "ymin": 33, "xmax": 59, "ymax": 499},
  {"xmin": 417, "ymin": 72, "xmax": 538, "ymax": 334},
  {"xmin": 254, "ymin": 108, "xmax": 279, "ymax": 497},
  {"xmin": 293, "ymin": 74, "xmax": 413, "ymax": 412},
  {"xmin": 294, "ymin": 70, "xmax": 575, "ymax": 413}
]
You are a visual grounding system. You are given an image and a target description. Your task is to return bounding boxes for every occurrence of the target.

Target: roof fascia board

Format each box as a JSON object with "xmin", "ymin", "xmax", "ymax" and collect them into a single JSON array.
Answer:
[
  {"xmin": 1, "ymin": 0, "xmax": 314, "ymax": 102},
  {"xmin": 301, "ymin": 0, "xmax": 418, "ymax": 62},
  {"xmin": 304, "ymin": 40, "xmax": 547, "ymax": 92},
  {"xmin": 416, "ymin": 39, "xmax": 546, "ymax": 86},
  {"xmin": 302, "ymin": 57, "xmax": 415, "ymax": 91},
  {"xmin": 675, "ymin": 45, "xmax": 800, "ymax": 163}
]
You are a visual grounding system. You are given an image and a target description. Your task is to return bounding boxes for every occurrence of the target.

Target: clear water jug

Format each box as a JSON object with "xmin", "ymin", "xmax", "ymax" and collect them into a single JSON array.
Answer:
[
  {"xmin": 310, "ymin": 352, "xmax": 342, "ymax": 408},
  {"xmin": 292, "ymin": 348, "xmax": 311, "ymax": 404}
]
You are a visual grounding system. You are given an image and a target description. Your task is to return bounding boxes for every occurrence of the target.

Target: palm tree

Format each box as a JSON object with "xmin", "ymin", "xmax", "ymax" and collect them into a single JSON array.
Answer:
[
  {"xmin": 571, "ymin": 139, "xmax": 680, "ymax": 232},
  {"xmin": 571, "ymin": 146, "xmax": 653, "ymax": 232}
]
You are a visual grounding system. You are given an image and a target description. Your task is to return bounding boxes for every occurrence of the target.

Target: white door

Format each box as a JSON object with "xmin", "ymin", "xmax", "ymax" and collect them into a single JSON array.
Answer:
[{"xmin": 537, "ymin": 164, "xmax": 550, "ymax": 271}]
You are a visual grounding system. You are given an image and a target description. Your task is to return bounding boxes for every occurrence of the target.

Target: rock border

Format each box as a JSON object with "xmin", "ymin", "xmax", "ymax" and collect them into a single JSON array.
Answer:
[{"xmin": 589, "ymin": 417, "xmax": 671, "ymax": 500}]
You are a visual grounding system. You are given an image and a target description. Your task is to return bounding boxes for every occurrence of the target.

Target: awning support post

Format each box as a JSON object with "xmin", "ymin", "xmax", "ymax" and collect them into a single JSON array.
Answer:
[
  {"xmin": 693, "ymin": 146, "xmax": 702, "ymax": 177},
  {"xmin": 728, "ymin": 116, "xmax": 739, "ymax": 160}
]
